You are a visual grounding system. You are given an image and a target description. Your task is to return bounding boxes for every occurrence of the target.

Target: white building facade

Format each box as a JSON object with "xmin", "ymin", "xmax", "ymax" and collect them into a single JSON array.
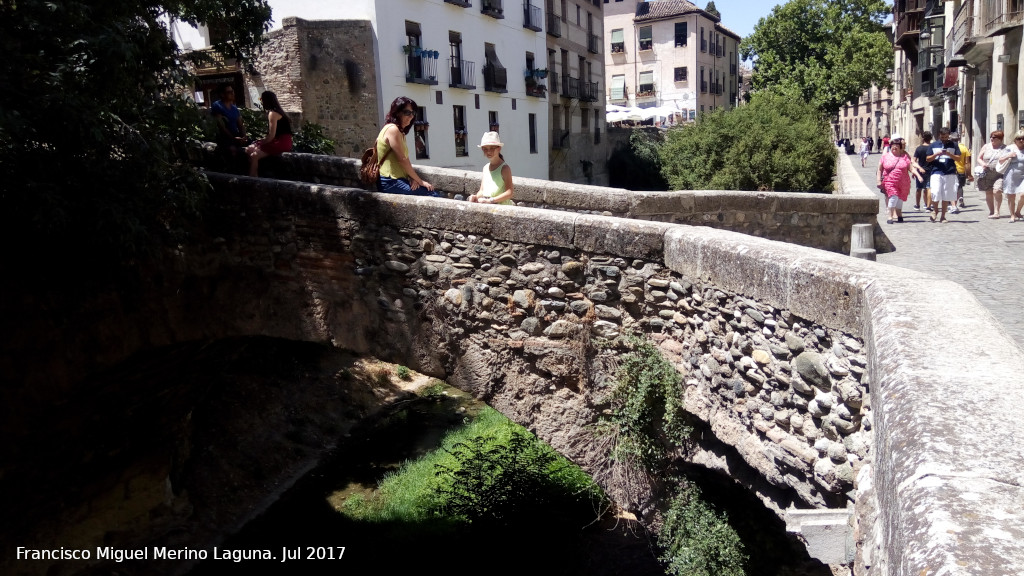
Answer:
[
  {"xmin": 604, "ymin": 0, "xmax": 741, "ymax": 120},
  {"xmin": 178, "ymin": 0, "xmax": 551, "ymax": 179}
]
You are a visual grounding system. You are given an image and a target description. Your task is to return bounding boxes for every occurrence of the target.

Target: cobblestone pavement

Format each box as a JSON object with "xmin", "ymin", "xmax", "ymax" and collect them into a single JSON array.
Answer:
[{"xmin": 848, "ymin": 152, "xmax": 1024, "ymax": 350}]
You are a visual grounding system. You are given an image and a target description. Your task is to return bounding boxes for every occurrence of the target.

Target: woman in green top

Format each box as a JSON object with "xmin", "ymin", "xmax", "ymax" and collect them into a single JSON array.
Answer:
[
  {"xmin": 376, "ymin": 96, "xmax": 436, "ymax": 196},
  {"xmin": 468, "ymin": 131, "xmax": 514, "ymax": 205}
]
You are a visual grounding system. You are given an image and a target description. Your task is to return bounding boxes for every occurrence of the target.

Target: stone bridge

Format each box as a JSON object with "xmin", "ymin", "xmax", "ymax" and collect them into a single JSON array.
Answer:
[{"xmin": 4, "ymin": 156, "xmax": 1023, "ymax": 575}]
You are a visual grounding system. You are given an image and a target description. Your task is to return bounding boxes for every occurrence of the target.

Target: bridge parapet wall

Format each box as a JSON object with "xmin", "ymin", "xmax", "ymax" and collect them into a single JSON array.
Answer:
[
  {"xmin": 3, "ymin": 169, "xmax": 1020, "ymax": 575},
  {"xmin": 183, "ymin": 173, "xmax": 1022, "ymax": 575},
  {"xmin": 239, "ymin": 152, "xmax": 881, "ymax": 254}
]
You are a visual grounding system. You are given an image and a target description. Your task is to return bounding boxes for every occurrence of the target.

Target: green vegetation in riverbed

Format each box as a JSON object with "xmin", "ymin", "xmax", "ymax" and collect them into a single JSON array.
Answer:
[
  {"xmin": 602, "ymin": 335, "xmax": 749, "ymax": 575},
  {"xmin": 340, "ymin": 406, "xmax": 607, "ymax": 529},
  {"xmin": 604, "ymin": 334, "xmax": 692, "ymax": 466},
  {"xmin": 658, "ymin": 483, "xmax": 747, "ymax": 576}
]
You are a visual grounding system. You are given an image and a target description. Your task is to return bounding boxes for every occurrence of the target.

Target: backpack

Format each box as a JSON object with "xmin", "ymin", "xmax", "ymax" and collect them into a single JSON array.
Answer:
[{"xmin": 359, "ymin": 140, "xmax": 392, "ymax": 186}]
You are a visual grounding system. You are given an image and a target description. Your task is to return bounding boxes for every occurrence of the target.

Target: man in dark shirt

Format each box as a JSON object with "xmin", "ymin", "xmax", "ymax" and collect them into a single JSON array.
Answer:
[
  {"xmin": 211, "ymin": 85, "xmax": 246, "ymax": 165},
  {"xmin": 926, "ymin": 127, "xmax": 961, "ymax": 222},
  {"xmin": 913, "ymin": 131, "xmax": 933, "ymax": 210}
]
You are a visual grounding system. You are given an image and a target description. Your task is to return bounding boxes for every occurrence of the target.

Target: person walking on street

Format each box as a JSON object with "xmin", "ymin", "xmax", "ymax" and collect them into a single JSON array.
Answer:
[
  {"xmin": 876, "ymin": 134, "xmax": 924, "ymax": 224},
  {"xmin": 926, "ymin": 127, "xmax": 961, "ymax": 223},
  {"xmin": 976, "ymin": 130, "xmax": 1008, "ymax": 218},
  {"xmin": 860, "ymin": 137, "xmax": 871, "ymax": 167},
  {"xmin": 999, "ymin": 129, "xmax": 1024, "ymax": 222},
  {"xmin": 913, "ymin": 131, "xmax": 933, "ymax": 210},
  {"xmin": 951, "ymin": 132, "xmax": 972, "ymax": 213}
]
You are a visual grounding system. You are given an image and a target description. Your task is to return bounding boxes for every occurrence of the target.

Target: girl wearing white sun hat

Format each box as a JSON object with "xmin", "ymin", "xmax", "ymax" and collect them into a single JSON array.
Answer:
[{"xmin": 469, "ymin": 132, "xmax": 514, "ymax": 205}]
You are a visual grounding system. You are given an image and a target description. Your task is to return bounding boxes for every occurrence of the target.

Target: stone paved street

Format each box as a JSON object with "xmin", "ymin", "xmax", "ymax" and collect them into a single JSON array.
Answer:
[{"xmin": 846, "ymin": 151, "xmax": 1024, "ymax": 349}]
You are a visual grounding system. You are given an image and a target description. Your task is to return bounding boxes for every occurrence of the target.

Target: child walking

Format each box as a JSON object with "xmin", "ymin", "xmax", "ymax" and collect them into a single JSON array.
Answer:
[{"xmin": 468, "ymin": 132, "xmax": 514, "ymax": 205}]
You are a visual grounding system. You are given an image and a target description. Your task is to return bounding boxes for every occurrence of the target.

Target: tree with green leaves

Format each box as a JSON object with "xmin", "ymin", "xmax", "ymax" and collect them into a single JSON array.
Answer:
[
  {"xmin": 704, "ymin": 1, "xmax": 721, "ymax": 19},
  {"xmin": 0, "ymin": 0, "xmax": 271, "ymax": 272},
  {"xmin": 739, "ymin": 0, "xmax": 891, "ymax": 116},
  {"xmin": 659, "ymin": 86, "xmax": 837, "ymax": 192}
]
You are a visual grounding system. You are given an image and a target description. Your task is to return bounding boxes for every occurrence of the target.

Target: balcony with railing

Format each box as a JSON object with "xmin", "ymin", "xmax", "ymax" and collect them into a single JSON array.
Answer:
[
  {"xmin": 405, "ymin": 48, "xmax": 439, "ymax": 85},
  {"xmin": 896, "ymin": 11, "xmax": 923, "ymax": 45},
  {"xmin": 552, "ymin": 129, "xmax": 569, "ymax": 149},
  {"xmin": 980, "ymin": 0, "xmax": 1024, "ymax": 36},
  {"xmin": 444, "ymin": 0, "xmax": 472, "ymax": 7},
  {"xmin": 448, "ymin": 59, "xmax": 476, "ymax": 89},
  {"xmin": 481, "ymin": 0, "xmax": 504, "ymax": 19},
  {"xmin": 525, "ymin": 68, "xmax": 547, "ymax": 97},
  {"xmin": 523, "ymin": 2, "xmax": 542, "ymax": 31},
  {"xmin": 611, "ymin": 41, "xmax": 625, "ymax": 54},
  {"xmin": 636, "ymin": 85, "xmax": 656, "ymax": 100},
  {"xmin": 700, "ymin": 38, "xmax": 707, "ymax": 52},
  {"xmin": 700, "ymin": 80, "xmax": 708, "ymax": 93},
  {"xmin": 639, "ymin": 38, "xmax": 652, "ymax": 51},
  {"xmin": 561, "ymin": 75, "xmax": 579, "ymax": 98},
  {"xmin": 588, "ymin": 33, "xmax": 600, "ymax": 54},
  {"xmin": 580, "ymin": 81, "xmax": 599, "ymax": 102},
  {"xmin": 546, "ymin": 11, "xmax": 560, "ymax": 37},
  {"xmin": 717, "ymin": 44, "xmax": 724, "ymax": 58},
  {"xmin": 483, "ymin": 64, "xmax": 508, "ymax": 93}
]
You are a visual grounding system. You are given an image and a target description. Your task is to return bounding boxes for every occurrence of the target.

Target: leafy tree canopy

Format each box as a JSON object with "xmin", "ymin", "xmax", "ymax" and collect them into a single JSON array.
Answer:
[
  {"xmin": 0, "ymin": 0, "xmax": 271, "ymax": 272},
  {"xmin": 659, "ymin": 86, "xmax": 837, "ymax": 192},
  {"xmin": 704, "ymin": 1, "xmax": 721, "ymax": 19},
  {"xmin": 739, "ymin": 0, "xmax": 891, "ymax": 116}
]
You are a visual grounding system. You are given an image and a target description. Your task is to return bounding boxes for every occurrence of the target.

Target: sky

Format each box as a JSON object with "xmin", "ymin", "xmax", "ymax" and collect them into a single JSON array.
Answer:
[{"xmin": 706, "ymin": 0, "xmax": 782, "ymax": 39}]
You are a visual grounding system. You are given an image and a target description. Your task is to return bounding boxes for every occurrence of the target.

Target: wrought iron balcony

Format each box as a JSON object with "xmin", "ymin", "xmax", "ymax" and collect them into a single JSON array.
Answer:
[
  {"xmin": 611, "ymin": 42, "xmax": 625, "ymax": 54},
  {"xmin": 481, "ymin": 0, "xmax": 504, "ymax": 19},
  {"xmin": 406, "ymin": 51, "xmax": 439, "ymax": 85},
  {"xmin": 523, "ymin": 2, "xmax": 542, "ymax": 31},
  {"xmin": 483, "ymin": 64, "xmax": 508, "ymax": 93},
  {"xmin": 636, "ymin": 85, "xmax": 656, "ymax": 100},
  {"xmin": 525, "ymin": 80, "xmax": 547, "ymax": 97},
  {"xmin": 588, "ymin": 33, "xmax": 599, "ymax": 54},
  {"xmin": 552, "ymin": 129, "xmax": 570, "ymax": 150},
  {"xmin": 700, "ymin": 80, "xmax": 708, "ymax": 93},
  {"xmin": 448, "ymin": 59, "xmax": 476, "ymax": 89},
  {"xmin": 561, "ymin": 74, "xmax": 579, "ymax": 98},
  {"xmin": 546, "ymin": 11, "xmax": 560, "ymax": 37},
  {"xmin": 700, "ymin": 38, "xmax": 707, "ymax": 52},
  {"xmin": 444, "ymin": 0, "xmax": 472, "ymax": 7},
  {"xmin": 580, "ymin": 81, "xmax": 599, "ymax": 102}
]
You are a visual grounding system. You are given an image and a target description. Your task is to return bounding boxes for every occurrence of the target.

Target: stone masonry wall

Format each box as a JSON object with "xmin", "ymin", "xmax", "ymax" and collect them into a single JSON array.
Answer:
[
  {"xmin": 249, "ymin": 18, "xmax": 380, "ymax": 159},
  {"xmin": 153, "ymin": 175, "xmax": 869, "ymax": 527},
  {"xmin": 249, "ymin": 24, "xmax": 303, "ymax": 113},
  {"xmin": 234, "ymin": 152, "xmax": 881, "ymax": 254},
  {"xmin": 4, "ymin": 173, "xmax": 1023, "ymax": 575}
]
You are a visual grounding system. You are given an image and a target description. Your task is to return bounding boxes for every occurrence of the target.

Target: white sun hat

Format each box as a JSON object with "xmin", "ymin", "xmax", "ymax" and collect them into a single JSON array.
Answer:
[{"xmin": 478, "ymin": 131, "xmax": 504, "ymax": 147}]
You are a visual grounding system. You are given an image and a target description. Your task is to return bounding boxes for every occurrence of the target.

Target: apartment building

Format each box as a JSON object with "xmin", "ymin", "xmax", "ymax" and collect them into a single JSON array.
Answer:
[
  {"xmin": 604, "ymin": 0, "xmax": 741, "ymax": 119},
  {"xmin": 180, "ymin": 0, "xmax": 551, "ymax": 179},
  {"xmin": 892, "ymin": 0, "xmax": 1023, "ymax": 158},
  {"xmin": 545, "ymin": 0, "xmax": 611, "ymax": 184},
  {"xmin": 835, "ymin": 84, "xmax": 895, "ymax": 144}
]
